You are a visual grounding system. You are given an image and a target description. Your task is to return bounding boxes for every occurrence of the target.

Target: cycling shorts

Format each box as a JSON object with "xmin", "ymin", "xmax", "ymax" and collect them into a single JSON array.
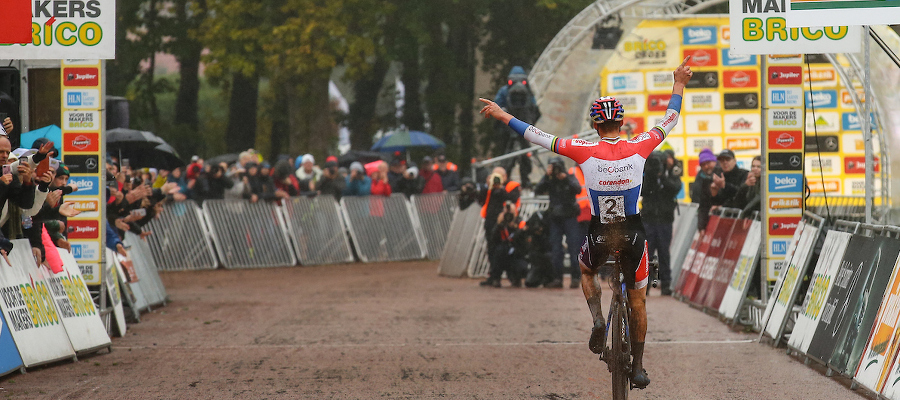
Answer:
[{"xmin": 578, "ymin": 214, "xmax": 650, "ymax": 290}]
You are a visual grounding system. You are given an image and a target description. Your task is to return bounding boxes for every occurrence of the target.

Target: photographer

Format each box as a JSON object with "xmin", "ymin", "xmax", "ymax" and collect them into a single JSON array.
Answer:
[
  {"xmin": 396, "ymin": 165, "xmax": 424, "ymax": 198},
  {"xmin": 523, "ymin": 211, "xmax": 555, "ymax": 288},
  {"xmin": 343, "ymin": 161, "xmax": 371, "ymax": 197},
  {"xmin": 316, "ymin": 160, "xmax": 346, "ymax": 200},
  {"xmin": 480, "ymin": 202, "xmax": 527, "ymax": 288},
  {"xmin": 458, "ymin": 177, "xmax": 478, "ymax": 210},
  {"xmin": 725, "ymin": 156, "xmax": 761, "ymax": 215},
  {"xmin": 640, "ymin": 151, "xmax": 682, "ymax": 295},
  {"xmin": 534, "ymin": 157, "xmax": 583, "ymax": 289}
]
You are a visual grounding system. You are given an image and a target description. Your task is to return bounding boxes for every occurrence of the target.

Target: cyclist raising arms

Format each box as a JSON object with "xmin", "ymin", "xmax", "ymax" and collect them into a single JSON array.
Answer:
[{"xmin": 479, "ymin": 56, "xmax": 693, "ymax": 388}]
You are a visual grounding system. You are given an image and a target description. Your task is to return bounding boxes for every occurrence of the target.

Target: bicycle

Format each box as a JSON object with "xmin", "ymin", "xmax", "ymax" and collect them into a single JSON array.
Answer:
[{"xmin": 600, "ymin": 252, "xmax": 659, "ymax": 400}]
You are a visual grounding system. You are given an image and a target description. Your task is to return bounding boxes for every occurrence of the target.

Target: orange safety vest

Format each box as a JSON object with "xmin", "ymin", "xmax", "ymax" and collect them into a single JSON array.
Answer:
[
  {"xmin": 432, "ymin": 162, "xmax": 458, "ymax": 172},
  {"xmin": 481, "ymin": 181, "xmax": 522, "ymax": 218},
  {"xmin": 570, "ymin": 166, "xmax": 592, "ymax": 223}
]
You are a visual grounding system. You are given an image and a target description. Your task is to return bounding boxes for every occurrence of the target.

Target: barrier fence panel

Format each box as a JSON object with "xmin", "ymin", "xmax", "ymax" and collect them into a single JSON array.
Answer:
[
  {"xmin": 761, "ymin": 213, "xmax": 824, "ymax": 346},
  {"xmin": 0, "ymin": 240, "xmax": 76, "ymax": 367},
  {"xmin": 702, "ymin": 217, "xmax": 752, "ymax": 310},
  {"xmin": 677, "ymin": 213, "xmax": 721, "ymax": 299},
  {"xmin": 282, "ymin": 196, "xmax": 354, "ymax": 265},
  {"xmin": 341, "ymin": 194, "xmax": 426, "ymax": 263},
  {"xmin": 144, "ymin": 201, "xmax": 218, "ymax": 271},
  {"xmin": 124, "ymin": 232, "xmax": 168, "ymax": 309},
  {"xmin": 718, "ymin": 219, "xmax": 762, "ymax": 322},
  {"xmin": 856, "ymin": 231, "xmax": 900, "ymax": 393},
  {"xmin": 203, "ymin": 200, "xmax": 297, "ymax": 269},
  {"xmin": 669, "ymin": 203, "xmax": 699, "ymax": 288},
  {"xmin": 691, "ymin": 210, "xmax": 739, "ymax": 305},
  {"xmin": 411, "ymin": 192, "xmax": 458, "ymax": 260},
  {"xmin": 104, "ymin": 250, "xmax": 127, "ymax": 337},
  {"xmin": 439, "ymin": 206, "xmax": 483, "ymax": 277},
  {"xmin": 467, "ymin": 225, "xmax": 490, "ymax": 278},
  {"xmin": 787, "ymin": 230, "xmax": 853, "ymax": 354},
  {"xmin": 55, "ymin": 249, "xmax": 111, "ymax": 354},
  {"xmin": 757, "ymin": 218, "xmax": 809, "ymax": 343}
]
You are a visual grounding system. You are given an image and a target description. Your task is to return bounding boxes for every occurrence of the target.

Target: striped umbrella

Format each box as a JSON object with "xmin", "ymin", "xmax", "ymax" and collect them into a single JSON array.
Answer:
[{"xmin": 371, "ymin": 130, "xmax": 445, "ymax": 153}]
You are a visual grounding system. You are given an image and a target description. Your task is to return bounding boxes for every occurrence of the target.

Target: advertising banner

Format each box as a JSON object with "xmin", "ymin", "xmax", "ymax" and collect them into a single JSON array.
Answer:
[
  {"xmin": 123, "ymin": 232, "xmax": 168, "ymax": 308},
  {"xmin": 601, "ymin": 18, "xmax": 878, "ymax": 205},
  {"xmin": 834, "ymin": 236, "xmax": 900, "ymax": 375},
  {"xmin": 856, "ymin": 243, "xmax": 900, "ymax": 393},
  {"xmin": 679, "ymin": 214, "xmax": 721, "ymax": 298},
  {"xmin": 719, "ymin": 220, "xmax": 763, "ymax": 320},
  {"xmin": 807, "ymin": 234, "xmax": 875, "ymax": 363},
  {"xmin": 104, "ymin": 250, "xmax": 126, "ymax": 337},
  {"xmin": 704, "ymin": 217, "xmax": 752, "ymax": 310},
  {"xmin": 54, "ymin": 250, "xmax": 111, "ymax": 353},
  {"xmin": 0, "ymin": 240, "xmax": 75, "ymax": 367},
  {"xmin": 61, "ymin": 60, "xmax": 105, "ymax": 285},
  {"xmin": 730, "ymin": 0, "xmax": 861, "ymax": 54},
  {"xmin": 759, "ymin": 220, "xmax": 807, "ymax": 332},
  {"xmin": 0, "ymin": 1, "xmax": 115, "ymax": 59},
  {"xmin": 787, "ymin": 230, "xmax": 852, "ymax": 353},
  {"xmin": 674, "ymin": 231, "xmax": 702, "ymax": 293},
  {"xmin": 764, "ymin": 225, "xmax": 820, "ymax": 342},
  {"xmin": 787, "ymin": 0, "xmax": 900, "ymax": 27},
  {"xmin": 692, "ymin": 217, "xmax": 737, "ymax": 304},
  {"xmin": 0, "ymin": 309, "xmax": 23, "ymax": 377}
]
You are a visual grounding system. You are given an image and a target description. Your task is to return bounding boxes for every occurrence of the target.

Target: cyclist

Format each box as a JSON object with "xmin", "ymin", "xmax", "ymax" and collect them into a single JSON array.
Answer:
[{"xmin": 479, "ymin": 56, "xmax": 693, "ymax": 389}]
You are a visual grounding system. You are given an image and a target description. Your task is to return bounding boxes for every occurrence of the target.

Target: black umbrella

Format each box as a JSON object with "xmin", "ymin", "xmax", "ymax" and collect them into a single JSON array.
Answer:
[
  {"xmin": 126, "ymin": 143, "xmax": 185, "ymax": 170},
  {"xmin": 206, "ymin": 153, "xmax": 240, "ymax": 166},
  {"xmin": 106, "ymin": 128, "xmax": 165, "ymax": 153}
]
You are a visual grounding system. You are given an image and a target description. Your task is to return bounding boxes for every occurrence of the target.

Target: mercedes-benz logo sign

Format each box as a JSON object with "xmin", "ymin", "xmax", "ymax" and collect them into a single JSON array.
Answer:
[
  {"xmin": 85, "ymin": 159, "xmax": 97, "ymax": 169},
  {"xmin": 789, "ymin": 155, "xmax": 801, "ymax": 167}
]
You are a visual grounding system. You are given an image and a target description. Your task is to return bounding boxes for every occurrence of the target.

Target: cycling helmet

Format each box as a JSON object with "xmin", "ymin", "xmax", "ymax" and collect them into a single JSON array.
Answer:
[{"xmin": 589, "ymin": 96, "xmax": 624, "ymax": 123}]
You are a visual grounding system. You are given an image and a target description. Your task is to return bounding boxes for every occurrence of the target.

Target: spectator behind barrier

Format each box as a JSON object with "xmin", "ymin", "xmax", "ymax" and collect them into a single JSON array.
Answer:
[
  {"xmin": 694, "ymin": 148, "xmax": 721, "ymax": 233},
  {"xmin": 534, "ymin": 157, "xmax": 583, "ymax": 289},
  {"xmin": 640, "ymin": 151, "xmax": 682, "ymax": 295},
  {"xmin": 272, "ymin": 160, "xmax": 301, "ymax": 197},
  {"xmin": 435, "ymin": 154, "xmax": 460, "ymax": 192},
  {"xmin": 295, "ymin": 154, "xmax": 322, "ymax": 195},
  {"xmin": 194, "ymin": 164, "xmax": 234, "ymax": 204},
  {"xmin": 725, "ymin": 155, "xmax": 762, "ymax": 215},
  {"xmin": 419, "ymin": 157, "xmax": 443, "ymax": 194},
  {"xmin": 387, "ymin": 158, "xmax": 406, "ymax": 191},
  {"xmin": 458, "ymin": 177, "xmax": 478, "ymax": 210},
  {"xmin": 370, "ymin": 161, "xmax": 392, "ymax": 197},
  {"xmin": 316, "ymin": 160, "xmax": 346, "ymax": 201},
  {"xmin": 396, "ymin": 165, "xmax": 424, "ymax": 198},
  {"xmin": 711, "ymin": 149, "xmax": 747, "ymax": 207},
  {"xmin": 344, "ymin": 162, "xmax": 371, "ymax": 197}
]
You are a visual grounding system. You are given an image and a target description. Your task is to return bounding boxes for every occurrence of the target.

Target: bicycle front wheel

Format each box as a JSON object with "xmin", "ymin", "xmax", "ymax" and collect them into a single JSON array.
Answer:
[{"xmin": 610, "ymin": 298, "xmax": 630, "ymax": 400}]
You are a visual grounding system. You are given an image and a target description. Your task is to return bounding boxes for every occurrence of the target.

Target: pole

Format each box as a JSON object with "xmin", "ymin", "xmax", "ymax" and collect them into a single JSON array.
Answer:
[
  {"xmin": 759, "ymin": 56, "xmax": 768, "ymax": 304},
  {"xmin": 864, "ymin": 26, "xmax": 874, "ymax": 224}
]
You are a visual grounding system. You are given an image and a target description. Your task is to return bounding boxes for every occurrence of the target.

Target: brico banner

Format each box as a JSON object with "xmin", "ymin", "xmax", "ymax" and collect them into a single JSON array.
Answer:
[
  {"xmin": 0, "ymin": 0, "xmax": 115, "ymax": 59},
  {"xmin": 0, "ymin": 240, "xmax": 76, "ymax": 367},
  {"xmin": 763, "ymin": 224, "xmax": 819, "ymax": 342},
  {"xmin": 730, "ymin": 0, "xmax": 861, "ymax": 54},
  {"xmin": 56, "ymin": 250, "xmax": 111, "ymax": 353},
  {"xmin": 787, "ymin": 230, "xmax": 852, "ymax": 354}
]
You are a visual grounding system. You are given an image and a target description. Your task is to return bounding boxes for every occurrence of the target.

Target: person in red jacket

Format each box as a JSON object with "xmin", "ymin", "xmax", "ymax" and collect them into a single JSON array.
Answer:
[
  {"xmin": 419, "ymin": 156, "xmax": 444, "ymax": 194},
  {"xmin": 370, "ymin": 161, "xmax": 392, "ymax": 197}
]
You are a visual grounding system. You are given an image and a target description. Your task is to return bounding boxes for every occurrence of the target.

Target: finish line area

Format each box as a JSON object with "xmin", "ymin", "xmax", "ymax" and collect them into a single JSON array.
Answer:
[{"xmin": 0, "ymin": 261, "xmax": 862, "ymax": 399}]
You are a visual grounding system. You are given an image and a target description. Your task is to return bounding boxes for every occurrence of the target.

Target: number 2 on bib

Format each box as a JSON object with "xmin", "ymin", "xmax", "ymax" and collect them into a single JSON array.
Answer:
[{"xmin": 597, "ymin": 195, "xmax": 625, "ymax": 223}]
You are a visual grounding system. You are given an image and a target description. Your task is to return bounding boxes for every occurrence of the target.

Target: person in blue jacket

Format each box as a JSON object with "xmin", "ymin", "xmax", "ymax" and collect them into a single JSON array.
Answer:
[{"xmin": 343, "ymin": 162, "xmax": 371, "ymax": 197}]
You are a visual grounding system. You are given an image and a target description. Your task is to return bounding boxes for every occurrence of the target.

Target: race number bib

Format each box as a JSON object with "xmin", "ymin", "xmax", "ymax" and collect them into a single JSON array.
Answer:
[{"xmin": 597, "ymin": 195, "xmax": 626, "ymax": 223}]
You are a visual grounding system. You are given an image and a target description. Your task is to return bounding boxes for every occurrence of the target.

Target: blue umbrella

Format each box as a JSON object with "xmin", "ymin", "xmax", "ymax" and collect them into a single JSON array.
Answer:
[
  {"xmin": 370, "ymin": 130, "xmax": 445, "ymax": 153},
  {"xmin": 20, "ymin": 125, "xmax": 61, "ymax": 149}
]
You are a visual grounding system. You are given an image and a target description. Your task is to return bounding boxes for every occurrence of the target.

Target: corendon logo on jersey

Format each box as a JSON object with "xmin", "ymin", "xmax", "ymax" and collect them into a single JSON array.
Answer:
[
  {"xmin": 768, "ymin": 66, "xmax": 802, "ymax": 85},
  {"xmin": 598, "ymin": 179, "xmax": 633, "ymax": 186},
  {"xmin": 571, "ymin": 139, "xmax": 597, "ymax": 147}
]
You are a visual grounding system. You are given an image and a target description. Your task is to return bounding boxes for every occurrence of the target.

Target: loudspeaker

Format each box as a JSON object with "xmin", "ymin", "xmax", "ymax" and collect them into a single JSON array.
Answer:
[{"xmin": 106, "ymin": 96, "xmax": 129, "ymax": 130}]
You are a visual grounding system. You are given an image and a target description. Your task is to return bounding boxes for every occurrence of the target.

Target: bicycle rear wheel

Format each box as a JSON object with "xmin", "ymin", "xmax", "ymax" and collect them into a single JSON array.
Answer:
[{"xmin": 609, "ymin": 298, "xmax": 630, "ymax": 400}]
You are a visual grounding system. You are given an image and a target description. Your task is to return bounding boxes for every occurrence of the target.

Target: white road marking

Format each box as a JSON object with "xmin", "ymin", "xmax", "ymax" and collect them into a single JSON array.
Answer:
[{"xmin": 112, "ymin": 339, "xmax": 754, "ymax": 350}]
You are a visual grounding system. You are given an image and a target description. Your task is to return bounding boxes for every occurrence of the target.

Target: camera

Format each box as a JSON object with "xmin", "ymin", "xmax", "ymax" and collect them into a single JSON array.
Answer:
[{"xmin": 489, "ymin": 173, "xmax": 503, "ymax": 187}]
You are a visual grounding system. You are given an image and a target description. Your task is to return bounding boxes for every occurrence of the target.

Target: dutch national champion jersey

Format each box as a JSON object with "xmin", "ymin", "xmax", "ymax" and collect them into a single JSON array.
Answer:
[{"xmin": 508, "ymin": 94, "xmax": 681, "ymax": 223}]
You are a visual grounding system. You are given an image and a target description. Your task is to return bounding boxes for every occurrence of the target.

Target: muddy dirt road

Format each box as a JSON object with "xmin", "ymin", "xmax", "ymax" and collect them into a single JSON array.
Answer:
[{"xmin": 1, "ymin": 261, "xmax": 865, "ymax": 399}]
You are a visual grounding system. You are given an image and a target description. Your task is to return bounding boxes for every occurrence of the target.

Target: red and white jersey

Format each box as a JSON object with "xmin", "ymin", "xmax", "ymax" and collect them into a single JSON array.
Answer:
[{"xmin": 523, "ymin": 108, "xmax": 678, "ymax": 222}]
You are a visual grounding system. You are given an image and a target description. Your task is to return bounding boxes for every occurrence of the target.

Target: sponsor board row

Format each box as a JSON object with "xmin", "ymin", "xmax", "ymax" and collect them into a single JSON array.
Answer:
[
  {"xmin": 616, "ymin": 92, "xmax": 760, "ymax": 113},
  {"xmin": 607, "ymin": 66, "xmax": 839, "ymax": 93}
]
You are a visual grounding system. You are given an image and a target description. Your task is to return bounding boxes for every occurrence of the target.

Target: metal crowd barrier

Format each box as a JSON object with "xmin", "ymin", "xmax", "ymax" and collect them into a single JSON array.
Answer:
[
  {"xmin": 410, "ymin": 192, "xmax": 458, "ymax": 260},
  {"xmin": 144, "ymin": 200, "xmax": 218, "ymax": 271},
  {"xmin": 122, "ymin": 232, "xmax": 168, "ymax": 309},
  {"xmin": 281, "ymin": 195, "xmax": 355, "ymax": 265},
  {"xmin": 202, "ymin": 199, "xmax": 297, "ymax": 269},
  {"xmin": 341, "ymin": 194, "xmax": 426, "ymax": 262},
  {"xmin": 806, "ymin": 195, "xmax": 885, "ymax": 222},
  {"xmin": 438, "ymin": 205, "xmax": 483, "ymax": 277}
]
